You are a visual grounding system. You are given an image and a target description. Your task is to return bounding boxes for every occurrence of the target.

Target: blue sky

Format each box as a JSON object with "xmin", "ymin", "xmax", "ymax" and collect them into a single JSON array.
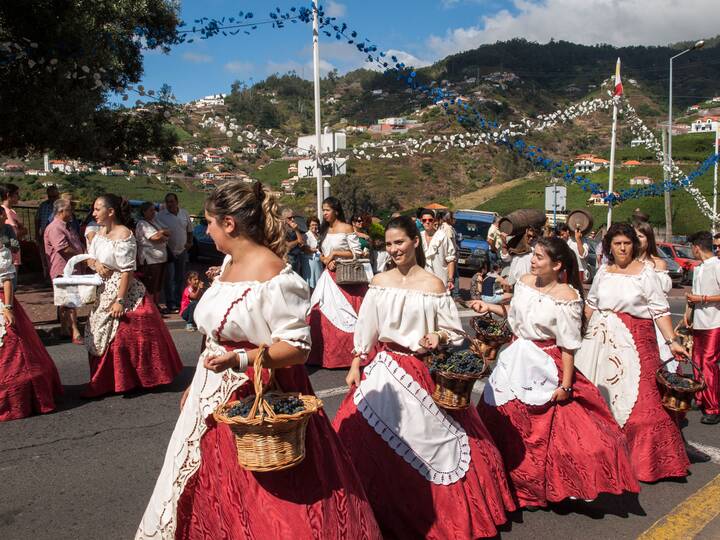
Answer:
[{"xmin": 139, "ymin": 0, "xmax": 719, "ymax": 103}]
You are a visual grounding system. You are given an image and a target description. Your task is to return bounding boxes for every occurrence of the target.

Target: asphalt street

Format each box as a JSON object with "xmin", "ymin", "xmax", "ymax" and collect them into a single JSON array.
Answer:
[{"xmin": 1, "ymin": 304, "xmax": 719, "ymax": 539}]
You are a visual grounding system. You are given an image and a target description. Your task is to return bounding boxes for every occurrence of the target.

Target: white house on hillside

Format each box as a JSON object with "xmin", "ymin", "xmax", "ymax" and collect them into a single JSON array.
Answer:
[
  {"xmin": 690, "ymin": 116, "xmax": 720, "ymax": 133},
  {"xmin": 574, "ymin": 154, "xmax": 610, "ymax": 173}
]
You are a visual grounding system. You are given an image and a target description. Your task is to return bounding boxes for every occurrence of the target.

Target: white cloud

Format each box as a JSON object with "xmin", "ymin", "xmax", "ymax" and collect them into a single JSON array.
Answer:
[
  {"xmin": 326, "ymin": 1, "xmax": 347, "ymax": 17},
  {"xmin": 427, "ymin": 0, "xmax": 720, "ymax": 59},
  {"xmin": 224, "ymin": 61, "xmax": 254, "ymax": 75},
  {"xmin": 266, "ymin": 58, "xmax": 337, "ymax": 79},
  {"xmin": 182, "ymin": 52, "xmax": 213, "ymax": 63},
  {"xmin": 382, "ymin": 49, "xmax": 433, "ymax": 69}
]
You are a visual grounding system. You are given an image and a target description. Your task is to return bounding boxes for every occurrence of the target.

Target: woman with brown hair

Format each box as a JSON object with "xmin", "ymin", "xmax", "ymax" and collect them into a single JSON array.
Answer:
[
  {"xmin": 575, "ymin": 223, "xmax": 690, "ymax": 483},
  {"xmin": 136, "ymin": 182, "xmax": 380, "ymax": 540},
  {"xmin": 472, "ymin": 237, "xmax": 639, "ymax": 508},
  {"xmin": 82, "ymin": 194, "xmax": 182, "ymax": 398}
]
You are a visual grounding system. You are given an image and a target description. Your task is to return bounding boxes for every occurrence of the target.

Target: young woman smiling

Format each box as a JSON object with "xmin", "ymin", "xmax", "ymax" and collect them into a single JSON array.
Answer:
[
  {"xmin": 333, "ymin": 216, "xmax": 515, "ymax": 540},
  {"xmin": 471, "ymin": 237, "xmax": 639, "ymax": 508},
  {"xmin": 575, "ymin": 223, "xmax": 690, "ymax": 483}
]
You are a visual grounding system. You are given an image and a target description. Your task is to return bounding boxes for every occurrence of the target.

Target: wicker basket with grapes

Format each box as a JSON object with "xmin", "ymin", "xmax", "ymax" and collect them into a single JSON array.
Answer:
[{"xmin": 428, "ymin": 348, "xmax": 488, "ymax": 410}]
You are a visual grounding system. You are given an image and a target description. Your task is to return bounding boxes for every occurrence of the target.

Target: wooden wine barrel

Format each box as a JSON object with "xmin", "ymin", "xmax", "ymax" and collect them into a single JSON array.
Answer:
[
  {"xmin": 498, "ymin": 209, "xmax": 547, "ymax": 236},
  {"xmin": 567, "ymin": 209, "xmax": 594, "ymax": 235}
]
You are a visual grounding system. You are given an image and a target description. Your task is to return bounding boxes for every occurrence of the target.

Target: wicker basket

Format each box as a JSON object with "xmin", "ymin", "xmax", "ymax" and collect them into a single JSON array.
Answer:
[
  {"xmin": 470, "ymin": 315, "xmax": 512, "ymax": 361},
  {"xmin": 335, "ymin": 258, "xmax": 370, "ymax": 285},
  {"xmin": 429, "ymin": 336, "xmax": 490, "ymax": 410},
  {"xmin": 213, "ymin": 346, "xmax": 323, "ymax": 472},
  {"xmin": 656, "ymin": 358, "xmax": 706, "ymax": 413}
]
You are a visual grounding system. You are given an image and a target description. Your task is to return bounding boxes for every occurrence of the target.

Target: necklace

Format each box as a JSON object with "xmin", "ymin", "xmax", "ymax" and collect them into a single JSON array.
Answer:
[{"xmin": 534, "ymin": 279, "xmax": 558, "ymax": 299}]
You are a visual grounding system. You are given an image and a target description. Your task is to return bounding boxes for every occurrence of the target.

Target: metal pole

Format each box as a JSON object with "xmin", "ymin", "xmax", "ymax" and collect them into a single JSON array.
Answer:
[
  {"xmin": 607, "ymin": 98, "xmax": 619, "ymax": 228},
  {"xmin": 663, "ymin": 127, "xmax": 672, "ymax": 241},
  {"xmin": 312, "ymin": 0, "xmax": 324, "ymax": 218},
  {"xmin": 553, "ymin": 181, "xmax": 557, "ymax": 227},
  {"xmin": 666, "ymin": 56, "xmax": 674, "ymax": 241},
  {"xmin": 714, "ymin": 127, "xmax": 719, "ymax": 234}
]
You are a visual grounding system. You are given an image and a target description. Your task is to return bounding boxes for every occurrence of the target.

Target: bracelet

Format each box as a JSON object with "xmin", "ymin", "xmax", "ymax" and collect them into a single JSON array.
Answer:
[
  {"xmin": 233, "ymin": 349, "xmax": 249, "ymax": 372},
  {"xmin": 560, "ymin": 385, "xmax": 573, "ymax": 393},
  {"xmin": 432, "ymin": 330, "xmax": 449, "ymax": 345}
]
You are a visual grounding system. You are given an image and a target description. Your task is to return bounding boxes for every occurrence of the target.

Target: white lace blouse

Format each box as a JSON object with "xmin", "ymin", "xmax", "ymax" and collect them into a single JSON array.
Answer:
[
  {"xmin": 0, "ymin": 247, "xmax": 15, "ymax": 281},
  {"xmin": 655, "ymin": 269, "xmax": 672, "ymax": 294},
  {"xmin": 586, "ymin": 263, "xmax": 670, "ymax": 320},
  {"xmin": 89, "ymin": 233, "xmax": 137, "ymax": 272},
  {"xmin": 353, "ymin": 286, "xmax": 464, "ymax": 355},
  {"xmin": 321, "ymin": 232, "xmax": 362, "ymax": 258},
  {"xmin": 508, "ymin": 280, "xmax": 583, "ymax": 351},
  {"xmin": 193, "ymin": 258, "xmax": 311, "ymax": 350}
]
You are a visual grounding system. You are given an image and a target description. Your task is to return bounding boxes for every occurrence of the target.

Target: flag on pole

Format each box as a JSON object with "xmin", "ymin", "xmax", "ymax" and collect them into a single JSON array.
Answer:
[{"xmin": 613, "ymin": 57, "xmax": 623, "ymax": 96}]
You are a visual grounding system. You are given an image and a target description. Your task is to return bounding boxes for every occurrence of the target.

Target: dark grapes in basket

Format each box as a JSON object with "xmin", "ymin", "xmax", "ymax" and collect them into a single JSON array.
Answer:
[
  {"xmin": 226, "ymin": 402, "xmax": 252, "ymax": 418},
  {"xmin": 225, "ymin": 396, "xmax": 306, "ymax": 418},
  {"xmin": 429, "ymin": 349, "xmax": 485, "ymax": 375},
  {"xmin": 662, "ymin": 372, "xmax": 695, "ymax": 390}
]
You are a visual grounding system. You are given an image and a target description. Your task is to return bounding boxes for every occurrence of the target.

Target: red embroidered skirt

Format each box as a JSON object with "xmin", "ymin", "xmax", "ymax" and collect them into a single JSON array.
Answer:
[
  {"xmin": 175, "ymin": 361, "xmax": 382, "ymax": 540},
  {"xmin": 332, "ymin": 349, "xmax": 515, "ymax": 540},
  {"xmin": 307, "ymin": 270, "xmax": 367, "ymax": 369},
  {"xmin": 82, "ymin": 296, "xmax": 183, "ymax": 398},
  {"xmin": 0, "ymin": 298, "xmax": 62, "ymax": 421},
  {"xmin": 477, "ymin": 340, "xmax": 640, "ymax": 508},
  {"xmin": 691, "ymin": 327, "xmax": 720, "ymax": 416}
]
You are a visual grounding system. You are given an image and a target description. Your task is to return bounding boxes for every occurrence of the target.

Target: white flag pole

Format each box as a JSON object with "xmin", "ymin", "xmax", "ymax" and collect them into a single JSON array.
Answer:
[
  {"xmin": 607, "ymin": 58, "xmax": 620, "ymax": 229},
  {"xmin": 312, "ymin": 0, "xmax": 324, "ymax": 218}
]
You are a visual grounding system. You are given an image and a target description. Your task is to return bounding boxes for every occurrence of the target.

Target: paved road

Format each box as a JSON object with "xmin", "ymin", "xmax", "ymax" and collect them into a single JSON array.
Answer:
[{"xmin": 1, "ymin": 310, "xmax": 719, "ymax": 539}]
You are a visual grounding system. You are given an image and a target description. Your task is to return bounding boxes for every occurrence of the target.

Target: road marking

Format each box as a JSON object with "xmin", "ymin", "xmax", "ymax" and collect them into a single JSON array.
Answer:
[
  {"xmin": 686, "ymin": 440, "xmax": 720, "ymax": 465},
  {"xmin": 637, "ymin": 473, "xmax": 720, "ymax": 540}
]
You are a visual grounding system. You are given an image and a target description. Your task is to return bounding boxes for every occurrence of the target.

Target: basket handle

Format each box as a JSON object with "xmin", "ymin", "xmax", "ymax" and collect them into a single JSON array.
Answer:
[
  {"xmin": 247, "ymin": 345, "xmax": 280, "ymax": 420},
  {"xmin": 660, "ymin": 357, "xmax": 706, "ymax": 385}
]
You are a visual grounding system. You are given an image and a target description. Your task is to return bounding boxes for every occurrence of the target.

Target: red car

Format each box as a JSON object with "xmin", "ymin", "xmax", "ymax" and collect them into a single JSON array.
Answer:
[{"xmin": 657, "ymin": 242, "xmax": 700, "ymax": 283}]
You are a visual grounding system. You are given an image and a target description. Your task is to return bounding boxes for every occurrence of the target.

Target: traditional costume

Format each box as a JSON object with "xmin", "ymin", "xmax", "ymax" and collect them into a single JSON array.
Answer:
[
  {"xmin": 82, "ymin": 233, "xmax": 182, "ymax": 397},
  {"xmin": 690, "ymin": 256, "xmax": 720, "ymax": 417},
  {"xmin": 0, "ymin": 248, "xmax": 62, "ymax": 421},
  {"xmin": 307, "ymin": 231, "xmax": 372, "ymax": 368},
  {"xmin": 333, "ymin": 285, "xmax": 515, "ymax": 539},
  {"xmin": 136, "ymin": 260, "xmax": 381, "ymax": 540},
  {"xmin": 421, "ymin": 228, "xmax": 456, "ymax": 286},
  {"xmin": 478, "ymin": 279, "xmax": 639, "ymax": 507},
  {"xmin": 575, "ymin": 263, "xmax": 689, "ymax": 482}
]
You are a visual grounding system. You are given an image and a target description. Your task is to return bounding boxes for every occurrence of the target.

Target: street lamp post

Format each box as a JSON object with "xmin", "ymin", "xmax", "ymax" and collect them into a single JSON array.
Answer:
[{"xmin": 665, "ymin": 40, "xmax": 704, "ymax": 241}]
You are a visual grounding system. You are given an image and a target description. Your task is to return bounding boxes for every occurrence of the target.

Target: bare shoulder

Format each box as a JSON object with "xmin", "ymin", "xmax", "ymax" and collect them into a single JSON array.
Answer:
[
  {"xmin": 251, "ymin": 250, "xmax": 286, "ymax": 282},
  {"xmin": 332, "ymin": 222, "xmax": 354, "ymax": 234},
  {"xmin": 371, "ymin": 270, "xmax": 395, "ymax": 287},
  {"xmin": 552, "ymin": 283, "xmax": 581, "ymax": 302},
  {"xmin": 422, "ymin": 272, "xmax": 447, "ymax": 294},
  {"xmin": 652, "ymin": 256, "xmax": 668, "ymax": 271},
  {"xmin": 519, "ymin": 273, "xmax": 534, "ymax": 285},
  {"xmin": 110, "ymin": 225, "xmax": 133, "ymax": 240}
]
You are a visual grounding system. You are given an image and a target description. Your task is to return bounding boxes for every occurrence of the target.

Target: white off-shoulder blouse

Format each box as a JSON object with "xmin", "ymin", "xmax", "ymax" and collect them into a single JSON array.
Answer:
[
  {"xmin": 353, "ymin": 285, "xmax": 464, "ymax": 355},
  {"xmin": 321, "ymin": 232, "xmax": 362, "ymax": 258},
  {"xmin": 193, "ymin": 257, "xmax": 311, "ymax": 350},
  {"xmin": 89, "ymin": 233, "xmax": 137, "ymax": 272},
  {"xmin": 508, "ymin": 280, "xmax": 583, "ymax": 351},
  {"xmin": 586, "ymin": 263, "xmax": 670, "ymax": 320},
  {"xmin": 0, "ymin": 247, "xmax": 15, "ymax": 282}
]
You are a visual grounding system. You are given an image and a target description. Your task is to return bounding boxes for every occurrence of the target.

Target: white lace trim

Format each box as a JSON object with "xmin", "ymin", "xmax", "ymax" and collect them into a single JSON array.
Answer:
[
  {"xmin": 135, "ymin": 337, "xmax": 249, "ymax": 539},
  {"xmin": 309, "ymin": 270, "xmax": 358, "ymax": 333},
  {"xmin": 353, "ymin": 352, "xmax": 471, "ymax": 486}
]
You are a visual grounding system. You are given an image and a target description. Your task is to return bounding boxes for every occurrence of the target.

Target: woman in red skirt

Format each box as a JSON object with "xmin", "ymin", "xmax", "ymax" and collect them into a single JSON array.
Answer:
[
  {"xmin": 136, "ymin": 182, "xmax": 380, "ymax": 540},
  {"xmin": 82, "ymin": 194, "xmax": 182, "ymax": 398},
  {"xmin": 307, "ymin": 196, "xmax": 371, "ymax": 369},
  {"xmin": 333, "ymin": 216, "xmax": 515, "ymax": 539},
  {"xmin": 472, "ymin": 237, "xmax": 639, "ymax": 509},
  {"xmin": 575, "ymin": 223, "xmax": 690, "ymax": 482},
  {"xmin": 0, "ymin": 247, "xmax": 62, "ymax": 421}
]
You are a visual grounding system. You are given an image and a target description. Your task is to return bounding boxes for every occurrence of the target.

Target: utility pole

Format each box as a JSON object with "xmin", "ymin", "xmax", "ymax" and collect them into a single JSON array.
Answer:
[
  {"xmin": 714, "ymin": 127, "xmax": 719, "ymax": 234},
  {"xmin": 663, "ymin": 127, "xmax": 673, "ymax": 241},
  {"xmin": 312, "ymin": 0, "xmax": 324, "ymax": 217}
]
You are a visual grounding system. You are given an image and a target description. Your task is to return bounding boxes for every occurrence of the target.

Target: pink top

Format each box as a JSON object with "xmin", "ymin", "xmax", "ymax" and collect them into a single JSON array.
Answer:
[
  {"xmin": 2, "ymin": 204, "xmax": 21, "ymax": 265},
  {"xmin": 180, "ymin": 285, "xmax": 198, "ymax": 314},
  {"xmin": 44, "ymin": 217, "xmax": 84, "ymax": 278}
]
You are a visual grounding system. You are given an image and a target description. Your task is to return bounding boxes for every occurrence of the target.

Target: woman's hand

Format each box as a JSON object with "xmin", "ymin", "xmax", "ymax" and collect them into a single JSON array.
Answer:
[
  {"xmin": 180, "ymin": 387, "xmax": 190, "ymax": 411},
  {"xmin": 327, "ymin": 259, "xmax": 337, "ymax": 272},
  {"xmin": 3, "ymin": 307, "xmax": 14, "ymax": 327},
  {"xmin": 551, "ymin": 387, "xmax": 571, "ymax": 402},
  {"xmin": 345, "ymin": 362, "xmax": 362, "ymax": 388},
  {"xmin": 419, "ymin": 333, "xmax": 441, "ymax": 351},
  {"xmin": 467, "ymin": 300, "xmax": 489, "ymax": 314},
  {"xmin": 206, "ymin": 266, "xmax": 221, "ymax": 280},
  {"xmin": 95, "ymin": 262, "xmax": 112, "ymax": 279},
  {"xmin": 108, "ymin": 301, "xmax": 125, "ymax": 319},
  {"xmin": 687, "ymin": 293, "xmax": 702, "ymax": 305},
  {"xmin": 670, "ymin": 341, "xmax": 689, "ymax": 361},
  {"xmin": 204, "ymin": 351, "xmax": 238, "ymax": 373}
]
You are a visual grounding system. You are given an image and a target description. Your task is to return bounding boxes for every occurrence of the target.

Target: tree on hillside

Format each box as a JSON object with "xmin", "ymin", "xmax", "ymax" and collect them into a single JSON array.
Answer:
[{"xmin": 0, "ymin": 0, "xmax": 180, "ymax": 161}]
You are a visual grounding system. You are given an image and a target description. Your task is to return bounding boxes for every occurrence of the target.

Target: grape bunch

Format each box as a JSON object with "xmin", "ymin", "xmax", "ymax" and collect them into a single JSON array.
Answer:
[
  {"xmin": 663, "ymin": 372, "xmax": 695, "ymax": 390},
  {"xmin": 226, "ymin": 401, "xmax": 252, "ymax": 418},
  {"xmin": 430, "ymin": 350, "xmax": 485, "ymax": 375},
  {"xmin": 270, "ymin": 396, "xmax": 305, "ymax": 415}
]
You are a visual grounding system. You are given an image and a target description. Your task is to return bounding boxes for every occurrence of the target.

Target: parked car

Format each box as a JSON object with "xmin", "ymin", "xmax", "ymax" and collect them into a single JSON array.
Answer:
[
  {"xmin": 657, "ymin": 242, "xmax": 699, "ymax": 284},
  {"xmin": 453, "ymin": 210, "xmax": 496, "ymax": 274},
  {"xmin": 189, "ymin": 218, "xmax": 224, "ymax": 263},
  {"xmin": 662, "ymin": 255, "xmax": 684, "ymax": 288}
]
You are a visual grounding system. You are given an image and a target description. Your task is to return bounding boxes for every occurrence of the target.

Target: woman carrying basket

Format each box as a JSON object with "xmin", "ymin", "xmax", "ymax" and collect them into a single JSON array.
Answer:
[
  {"xmin": 307, "ymin": 196, "xmax": 371, "ymax": 368},
  {"xmin": 0, "ymin": 245, "xmax": 62, "ymax": 421},
  {"xmin": 574, "ymin": 223, "xmax": 690, "ymax": 482},
  {"xmin": 136, "ymin": 182, "xmax": 380, "ymax": 540},
  {"xmin": 471, "ymin": 237, "xmax": 639, "ymax": 509},
  {"xmin": 333, "ymin": 216, "xmax": 515, "ymax": 539},
  {"xmin": 82, "ymin": 194, "xmax": 182, "ymax": 398}
]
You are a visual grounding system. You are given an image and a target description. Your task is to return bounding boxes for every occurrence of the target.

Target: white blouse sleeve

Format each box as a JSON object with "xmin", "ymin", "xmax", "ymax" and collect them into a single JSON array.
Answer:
[
  {"xmin": 353, "ymin": 289, "xmax": 380, "ymax": 356},
  {"xmin": 346, "ymin": 233, "xmax": 362, "ymax": 257},
  {"xmin": 656, "ymin": 271, "xmax": 672, "ymax": 294},
  {"xmin": 586, "ymin": 265, "xmax": 604, "ymax": 310},
  {"xmin": 135, "ymin": 221, "xmax": 155, "ymax": 241},
  {"xmin": 435, "ymin": 294, "xmax": 464, "ymax": 347},
  {"xmin": 555, "ymin": 301, "xmax": 583, "ymax": 351},
  {"xmin": 115, "ymin": 236, "xmax": 138, "ymax": 272},
  {"xmin": 0, "ymin": 247, "xmax": 15, "ymax": 281},
  {"xmin": 260, "ymin": 273, "xmax": 312, "ymax": 351},
  {"xmin": 641, "ymin": 268, "xmax": 670, "ymax": 319},
  {"xmin": 444, "ymin": 234, "xmax": 457, "ymax": 263}
]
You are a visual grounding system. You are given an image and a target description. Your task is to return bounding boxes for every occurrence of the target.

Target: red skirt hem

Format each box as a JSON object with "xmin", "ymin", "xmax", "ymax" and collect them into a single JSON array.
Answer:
[
  {"xmin": 82, "ymin": 297, "xmax": 183, "ymax": 398},
  {"xmin": 0, "ymin": 299, "xmax": 62, "ymax": 422}
]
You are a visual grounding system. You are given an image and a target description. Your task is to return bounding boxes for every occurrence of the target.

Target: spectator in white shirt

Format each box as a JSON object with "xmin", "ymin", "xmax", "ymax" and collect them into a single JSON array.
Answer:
[
  {"xmin": 557, "ymin": 223, "xmax": 589, "ymax": 282},
  {"xmin": 157, "ymin": 193, "xmax": 193, "ymax": 313},
  {"xmin": 135, "ymin": 202, "xmax": 170, "ymax": 305},
  {"xmin": 419, "ymin": 208, "xmax": 456, "ymax": 290},
  {"xmin": 686, "ymin": 231, "xmax": 720, "ymax": 425}
]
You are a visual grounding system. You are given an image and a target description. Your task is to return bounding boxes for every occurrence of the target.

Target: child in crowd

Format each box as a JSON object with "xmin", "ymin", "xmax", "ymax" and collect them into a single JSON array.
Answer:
[
  {"xmin": 180, "ymin": 271, "xmax": 204, "ymax": 332},
  {"xmin": 470, "ymin": 263, "xmax": 509, "ymax": 304}
]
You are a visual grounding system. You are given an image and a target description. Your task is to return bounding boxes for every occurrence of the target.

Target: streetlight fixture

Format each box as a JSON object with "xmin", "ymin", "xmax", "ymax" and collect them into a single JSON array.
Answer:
[{"xmin": 665, "ymin": 40, "xmax": 704, "ymax": 240}]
